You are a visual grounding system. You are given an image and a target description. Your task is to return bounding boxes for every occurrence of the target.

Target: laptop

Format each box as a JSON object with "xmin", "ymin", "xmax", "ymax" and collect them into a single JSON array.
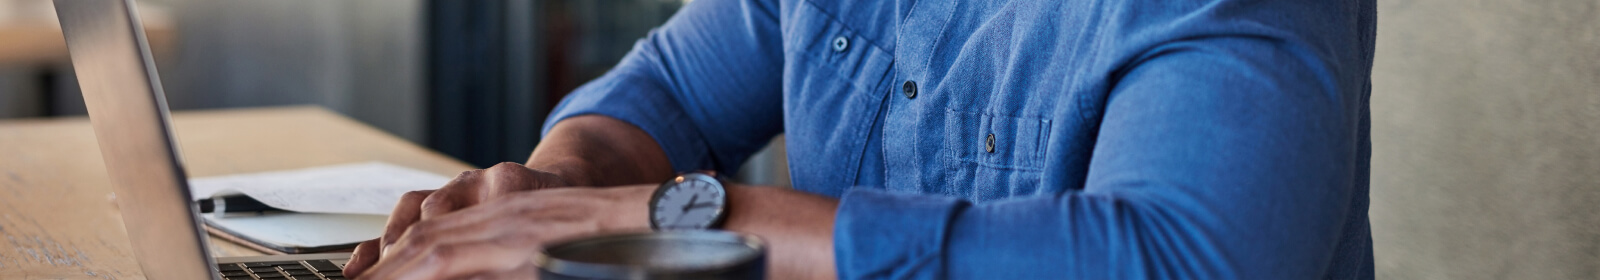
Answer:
[{"xmin": 55, "ymin": 0, "xmax": 351, "ymax": 279}]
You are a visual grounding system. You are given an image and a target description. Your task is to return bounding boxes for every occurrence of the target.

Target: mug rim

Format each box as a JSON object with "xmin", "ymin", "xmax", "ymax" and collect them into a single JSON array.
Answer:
[{"xmin": 533, "ymin": 230, "xmax": 767, "ymax": 279}]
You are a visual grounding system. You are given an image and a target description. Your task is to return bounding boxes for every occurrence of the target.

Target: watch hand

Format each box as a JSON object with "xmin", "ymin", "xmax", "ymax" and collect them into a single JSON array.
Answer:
[
  {"xmin": 681, "ymin": 195, "xmax": 699, "ymax": 213},
  {"xmin": 686, "ymin": 202, "xmax": 718, "ymax": 209}
]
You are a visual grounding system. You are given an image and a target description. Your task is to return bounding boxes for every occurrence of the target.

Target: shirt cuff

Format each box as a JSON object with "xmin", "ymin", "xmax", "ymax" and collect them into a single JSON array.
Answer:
[
  {"xmin": 834, "ymin": 188, "xmax": 968, "ymax": 279},
  {"xmin": 542, "ymin": 71, "xmax": 713, "ymax": 173}
]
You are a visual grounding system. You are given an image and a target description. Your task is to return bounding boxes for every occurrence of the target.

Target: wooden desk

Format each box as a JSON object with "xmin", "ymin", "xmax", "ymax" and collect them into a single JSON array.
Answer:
[{"xmin": 0, "ymin": 106, "xmax": 472, "ymax": 279}]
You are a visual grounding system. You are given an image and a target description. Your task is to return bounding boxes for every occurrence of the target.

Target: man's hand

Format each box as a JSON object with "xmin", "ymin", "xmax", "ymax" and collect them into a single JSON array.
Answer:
[
  {"xmin": 344, "ymin": 162, "xmax": 572, "ymax": 277},
  {"xmin": 350, "ymin": 185, "xmax": 653, "ymax": 280}
]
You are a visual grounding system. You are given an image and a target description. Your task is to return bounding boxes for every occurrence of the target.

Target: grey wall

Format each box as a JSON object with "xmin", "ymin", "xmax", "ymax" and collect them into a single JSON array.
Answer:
[
  {"xmin": 1370, "ymin": 0, "xmax": 1600, "ymax": 279},
  {"xmin": 145, "ymin": 0, "xmax": 425, "ymax": 142},
  {"xmin": 1, "ymin": 1, "xmax": 425, "ymax": 141}
]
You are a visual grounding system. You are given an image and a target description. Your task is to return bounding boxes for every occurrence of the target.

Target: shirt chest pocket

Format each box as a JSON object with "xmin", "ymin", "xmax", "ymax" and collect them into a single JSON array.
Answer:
[
  {"xmin": 941, "ymin": 110, "xmax": 1052, "ymax": 200},
  {"xmin": 945, "ymin": 110, "xmax": 1052, "ymax": 170}
]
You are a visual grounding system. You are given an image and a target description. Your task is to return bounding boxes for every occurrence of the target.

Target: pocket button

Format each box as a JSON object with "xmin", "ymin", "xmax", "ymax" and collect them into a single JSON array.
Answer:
[{"xmin": 985, "ymin": 133, "xmax": 996, "ymax": 153}]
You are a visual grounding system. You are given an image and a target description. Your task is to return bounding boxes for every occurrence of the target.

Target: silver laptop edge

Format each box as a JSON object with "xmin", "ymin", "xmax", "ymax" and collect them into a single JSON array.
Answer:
[{"xmin": 54, "ymin": 1, "xmax": 345, "ymax": 279}]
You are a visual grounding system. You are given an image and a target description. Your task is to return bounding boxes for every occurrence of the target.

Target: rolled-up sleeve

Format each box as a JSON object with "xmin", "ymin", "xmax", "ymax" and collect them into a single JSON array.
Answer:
[
  {"xmin": 834, "ymin": 34, "xmax": 1364, "ymax": 279},
  {"xmin": 542, "ymin": 0, "xmax": 785, "ymax": 174}
]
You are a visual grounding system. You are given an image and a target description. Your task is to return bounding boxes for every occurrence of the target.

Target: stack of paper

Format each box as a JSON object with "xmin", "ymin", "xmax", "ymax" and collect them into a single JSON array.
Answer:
[{"xmin": 188, "ymin": 162, "xmax": 452, "ymax": 253}]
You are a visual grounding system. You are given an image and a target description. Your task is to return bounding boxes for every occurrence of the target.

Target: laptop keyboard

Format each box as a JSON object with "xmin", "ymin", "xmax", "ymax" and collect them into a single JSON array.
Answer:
[{"xmin": 215, "ymin": 259, "xmax": 346, "ymax": 280}]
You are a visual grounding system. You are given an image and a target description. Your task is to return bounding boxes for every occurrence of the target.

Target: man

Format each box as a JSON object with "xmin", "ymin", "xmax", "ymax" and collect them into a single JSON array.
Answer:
[{"xmin": 346, "ymin": 0, "xmax": 1375, "ymax": 278}]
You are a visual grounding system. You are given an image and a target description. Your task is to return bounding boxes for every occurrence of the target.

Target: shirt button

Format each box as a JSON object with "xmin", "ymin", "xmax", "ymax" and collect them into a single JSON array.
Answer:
[
  {"xmin": 902, "ymin": 80, "xmax": 918, "ymax": 99},
  {"xmin": 985, "ymin": 134, "xmax": 996, "ymax": 153},
  {"xmin": 832, "ymin": 36, "xmax": 849, "ymax": 52}
]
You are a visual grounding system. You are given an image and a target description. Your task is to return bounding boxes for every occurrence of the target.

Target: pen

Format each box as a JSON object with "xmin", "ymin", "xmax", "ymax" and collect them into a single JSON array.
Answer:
[{"xmin": 198, "ymin": 195, "xmax": 285, "ymax": 214}]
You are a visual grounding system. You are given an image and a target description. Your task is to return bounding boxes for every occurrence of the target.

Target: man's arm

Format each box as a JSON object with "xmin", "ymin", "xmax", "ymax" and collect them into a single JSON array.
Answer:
[
  {"xmin": 347, "ymin": 113, "xmax": 842, "ymax": 280},
  {"xmin": 342, "ymin": 115, "xmax": 676, "ymax": 277},
  {"xmin": 835, "ymin": 28, "xmax": 1367, "ymax": 280},
  {"xmin": 348, "ymin": 0, "xmax": 815, "ymax": 277},
  {"xmin": 524, "ymin": 115, "xmax": 674, "ymax": 187},
  {"xmin": 535, "ymin": 0, "xmax": 785, "ymax": 175},
  {"xmin": 723, "ymin": 183, "xmax": 840, "ymax": 279}
]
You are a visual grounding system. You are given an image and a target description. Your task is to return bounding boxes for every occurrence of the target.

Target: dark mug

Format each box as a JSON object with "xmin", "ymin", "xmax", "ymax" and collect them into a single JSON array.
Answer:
[{"xmin": 535, "ymin": 230, "xmax": 766, "ymax": 280}]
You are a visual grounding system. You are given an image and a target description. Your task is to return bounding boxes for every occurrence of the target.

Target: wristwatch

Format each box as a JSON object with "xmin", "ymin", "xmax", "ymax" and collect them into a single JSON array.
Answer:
[{"xmin": 649, "ymin": 172, "xmax": 728, "ymax": 230}]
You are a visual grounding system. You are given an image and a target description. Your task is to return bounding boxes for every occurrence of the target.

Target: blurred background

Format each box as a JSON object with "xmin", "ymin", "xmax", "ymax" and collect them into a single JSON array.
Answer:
[
  {"xmin": 0, "ymin": 0, "xmax": 1594, "ymax": 278},
  {"xmin": 0, "ymin": 0, "xmax": 785, "ymax": 187}
]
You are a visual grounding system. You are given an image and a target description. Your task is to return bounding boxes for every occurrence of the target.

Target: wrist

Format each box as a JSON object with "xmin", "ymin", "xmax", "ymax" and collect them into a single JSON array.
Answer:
[{"xmin": 599, "ymin": 184, "xmax": 656, "ymax": 230}]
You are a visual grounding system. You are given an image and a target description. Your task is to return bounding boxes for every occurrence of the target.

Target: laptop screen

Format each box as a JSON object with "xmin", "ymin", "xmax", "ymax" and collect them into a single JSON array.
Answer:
[{"xmin": 55, "ymin": 0, "xmax": 217, "ymax": 278}]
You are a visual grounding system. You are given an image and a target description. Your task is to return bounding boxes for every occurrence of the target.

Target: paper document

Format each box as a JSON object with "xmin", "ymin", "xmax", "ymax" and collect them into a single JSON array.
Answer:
[{"xmin": 189, "ymin": 162, "xmax": 452, "ymax": 215}]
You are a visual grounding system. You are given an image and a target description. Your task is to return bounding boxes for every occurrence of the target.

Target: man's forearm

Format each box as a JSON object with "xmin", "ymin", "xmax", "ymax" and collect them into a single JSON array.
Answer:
[
  {"xmin": 527, "ymin": 115, "xmax": 675, "ymax": 186},
  {"xmin": 724, "ymin": 185, "xmax": 839, "ymax": 280},
  {"xmin": 531, "ymin": 115, "xmax": 839, "ymax": 279}
]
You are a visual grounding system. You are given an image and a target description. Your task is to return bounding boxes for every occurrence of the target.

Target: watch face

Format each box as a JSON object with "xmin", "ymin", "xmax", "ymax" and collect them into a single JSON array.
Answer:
[{"xmin": 651, "ymin": 173, "xmax": 727, "ymax": 230}]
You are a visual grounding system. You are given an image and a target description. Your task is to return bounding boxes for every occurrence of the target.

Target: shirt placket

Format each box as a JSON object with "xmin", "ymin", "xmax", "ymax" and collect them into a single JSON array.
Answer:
[{"xmin": 883, "ymin": 0, "xmax": 956, "ymax": 192}]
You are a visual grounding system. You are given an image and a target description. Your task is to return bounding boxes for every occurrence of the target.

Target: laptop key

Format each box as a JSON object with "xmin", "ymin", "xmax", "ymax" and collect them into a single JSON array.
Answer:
[
  {"xmin": 305, "ymin": 260, "xmax": 342, "ymax": 272},
  {"xmin": 219, "ymin": 270, "xmax": 250, "ymax": 277},
  {"xmin": 277, "ymin": 264, "xmax": 308, "ymax": 270},
  {"xmin": 255, "ymin": 271, "xmax": 286, "ymax": 278},
  {"xmin": 243, "ymin": 261, "xmax": 301, "ymax": 268},
  {"xmin": 249, "ymin": 267, "xmax": 282, "ymax": 273},
  {"xmin": 283, "ymin": 269, "xmax": 316, "ymax": 275},
  {"xmin": 216, "ymin": 263, "xmax": 245, "ymax": 271},
  {"xmin": 321, "ymin": 271, "xmax": 344, "ymax": 278}
]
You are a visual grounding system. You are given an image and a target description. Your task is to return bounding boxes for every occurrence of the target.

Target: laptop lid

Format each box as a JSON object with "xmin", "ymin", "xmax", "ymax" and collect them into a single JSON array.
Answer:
[{"xmin": 54, "ymin": 0, "xmax": 217, "ymax": 279}]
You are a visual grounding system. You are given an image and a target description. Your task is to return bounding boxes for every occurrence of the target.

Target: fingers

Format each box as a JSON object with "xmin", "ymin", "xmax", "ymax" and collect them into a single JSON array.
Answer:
[
  {"xmin": 358, "ymin": 238, "xmax": 537, "ymax": 280},
  {"xmin": 357, "ymin": 192, "xmax": 594, "ymax": 280},
  {"xmin": 484, "ymin": 162, "xmax": 534, "ymax": 197},
  {"xmin": 484, "ymin": 162, "xmax": 568, "ymax": 197},
  {"xmin": 363, "ymin": 164, "xmax": 570, "ymax": 279},
  {"xmin": 380, "ymin": 212, "xmax": 522, "ymax": 262},
  {"xmin": 343, "ymin": 239, "xmax": 381, "ymax": 277},
  {"xmin": 382, "ymin": 190, "xmax": 434, "ymax": 251},
  {"xmin": 421, "ymin": 163, "xmax": 568, "ymax": 221},
  {"xmin": 385, "ymin": 191, "xmax": 586, "ymax": 255},
  {"xmin": 358, "ymin": 165, "xmax": 586, "ymax": 280},
  {"xmin": 421, "ymin": 170, "xmax": 482, "ymax": 219}
]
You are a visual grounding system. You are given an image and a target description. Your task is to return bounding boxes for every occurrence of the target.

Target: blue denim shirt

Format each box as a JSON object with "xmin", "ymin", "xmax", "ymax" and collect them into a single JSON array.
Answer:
[{"xmin": 544, "ymin": 0, "xmax": 1375, "ymax": 278}]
